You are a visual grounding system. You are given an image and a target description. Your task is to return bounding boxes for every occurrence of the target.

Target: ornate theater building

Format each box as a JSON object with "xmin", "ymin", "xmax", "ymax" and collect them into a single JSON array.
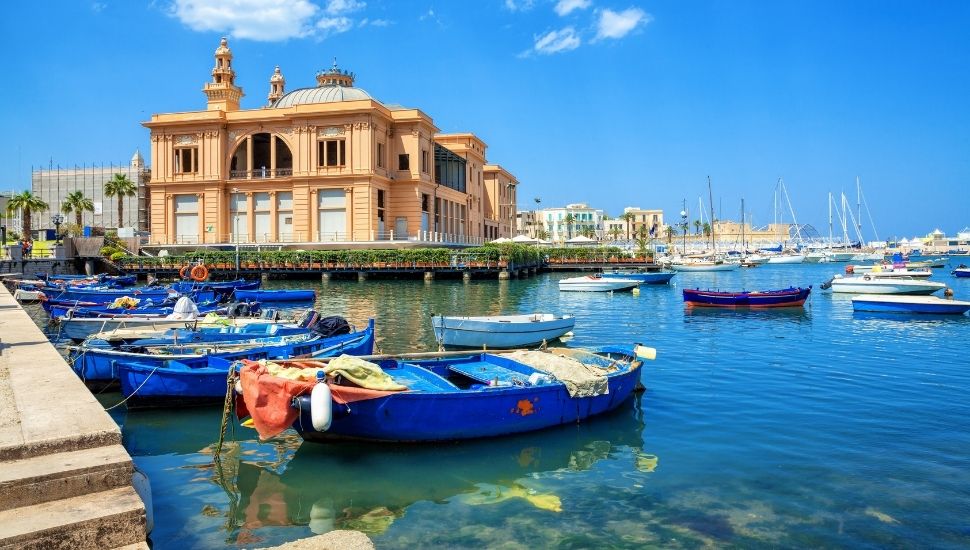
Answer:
[{"xmin": 144, "ymin": 38, "xmax": 517, "ymax": 246}]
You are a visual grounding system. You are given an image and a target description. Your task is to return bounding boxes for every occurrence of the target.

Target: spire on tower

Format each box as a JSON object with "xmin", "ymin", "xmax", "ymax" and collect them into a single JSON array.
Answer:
[
  {"xmin": 267, "ymin": 65, "xmax": 286, "ymax": 106},
  {"xmin": 203, "ymin": 37, "xmax": 244, "ymax": 111}
]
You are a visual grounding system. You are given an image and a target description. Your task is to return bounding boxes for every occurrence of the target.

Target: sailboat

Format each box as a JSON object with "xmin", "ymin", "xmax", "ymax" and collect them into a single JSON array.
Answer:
[
  {"xmin": 764, "ymin": 178, "xmax": 805, "ymax": 264},
  {"xmin": 670, "ymin": 177, "xmax": 740, "ymax": 272}
]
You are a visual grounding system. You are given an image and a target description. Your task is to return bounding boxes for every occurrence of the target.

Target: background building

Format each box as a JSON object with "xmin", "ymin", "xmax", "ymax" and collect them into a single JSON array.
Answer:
[
  {"xmin": 536, "ymin": 203, "xmax": 605, "ymax": 242},
  {"xmin": 604, "ymin": 207, "xmax": 665, "ymax": 241},
  {"xmin": 143, "ymin": 39, "xmax": 517, "ymax": 246},
  {"xmin": 30, "ymin": 151, "xmax": 150, "ymax": 230}
]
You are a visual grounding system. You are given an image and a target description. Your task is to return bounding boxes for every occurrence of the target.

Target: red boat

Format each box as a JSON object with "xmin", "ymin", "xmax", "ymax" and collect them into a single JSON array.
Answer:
[{"xmin": 683, "ymin": 286, "xmax": 811, "ymax": 308}]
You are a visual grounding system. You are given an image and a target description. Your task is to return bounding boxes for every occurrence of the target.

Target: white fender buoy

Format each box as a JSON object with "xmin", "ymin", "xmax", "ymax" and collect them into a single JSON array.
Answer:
[{"xmin": 310, "ymin": 382, "xmax": 333, "ymax": 432}]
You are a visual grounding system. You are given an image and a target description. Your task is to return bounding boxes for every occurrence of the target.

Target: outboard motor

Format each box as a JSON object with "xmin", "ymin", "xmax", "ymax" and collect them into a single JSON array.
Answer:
[
  {"xmin": 820, "ymin": 277, "xmax": 835, "ymax": 290},
  {"xmin": 226, "ymin": 302, "xmax": 251, "ymax": 318},
  {"xmin": 308, "ymin": 316, "xmax": 351, "ymax": 338}
]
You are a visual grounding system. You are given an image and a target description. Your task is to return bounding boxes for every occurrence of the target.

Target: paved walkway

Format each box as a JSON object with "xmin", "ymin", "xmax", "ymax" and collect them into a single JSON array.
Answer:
[{"xmin": 0, "ymin": 284, "xmax": 148, "ymax": 548}]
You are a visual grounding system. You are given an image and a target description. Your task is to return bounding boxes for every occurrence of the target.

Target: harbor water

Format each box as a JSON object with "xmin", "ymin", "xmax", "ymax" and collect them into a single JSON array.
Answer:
[{"xmin": 26, "ymin": 263, "xmax": 970, "ymax": 548}]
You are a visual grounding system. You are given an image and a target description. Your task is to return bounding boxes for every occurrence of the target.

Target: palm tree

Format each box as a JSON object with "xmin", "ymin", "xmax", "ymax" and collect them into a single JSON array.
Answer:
[
  {"xmin": 621, "ymin": 212, "xmax": 636, "ymax": 240},
  {"xmin": 580, "ymin": 227, "xmax": 595, "ymax": 239},
  {"xmin": 5, "ymin": 191, "xmax": 48, "ymax": 240},
  {"xmin": 104, "ymin": 173, "xmax": 138, "ymax": 228},
  {"xmin": 693, "ymin": 220, "xmax": 702, "ymax": 235},
  {"xmin": 702, "ymin": 222, "xmax": 712, "ymax": 238},
  {"xmin": 608, "ymin": 226, "xmax": 622, "ymax": 241},
  {"xmin": 61, "ymin": 191, "xmax": 94, "ymax": 228},
  {"xmin": 665, "ymin": 225, "xmax": 675, "ymax": 244},
  {"xmin": 563, "ymin": 213, "xmax": 576, "ymax": 240}
]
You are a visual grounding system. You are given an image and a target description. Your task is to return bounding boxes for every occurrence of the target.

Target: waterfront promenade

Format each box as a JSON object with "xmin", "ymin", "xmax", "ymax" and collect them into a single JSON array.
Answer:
[{"xmin": 0, "ymin": 284, "xmax": 147, "ymax": 549}]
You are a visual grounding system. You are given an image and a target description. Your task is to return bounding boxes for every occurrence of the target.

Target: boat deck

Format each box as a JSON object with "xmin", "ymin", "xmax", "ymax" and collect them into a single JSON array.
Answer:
[{"xmin": 447, "ymin": 360, "xmax": 530, "ymax": 386}]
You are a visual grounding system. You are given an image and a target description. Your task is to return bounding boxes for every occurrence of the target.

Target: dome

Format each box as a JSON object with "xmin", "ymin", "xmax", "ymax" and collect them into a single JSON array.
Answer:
[{"xmin": 272, "ymin": 85, "xmax": 373, "ymax": 108}]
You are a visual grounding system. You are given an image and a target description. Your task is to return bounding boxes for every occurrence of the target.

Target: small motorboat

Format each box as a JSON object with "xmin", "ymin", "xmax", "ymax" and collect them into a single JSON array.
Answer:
[
  {"xmin": 851, "ymin": 295, "xmax": 970, "ymax": 315},
  {"xmin": 765, "ymin": 254, "xmax": 805, "ymax": 264},
  {"xmin": 953, "ymin": 265, "xmax": 970, "ymax": 278},
  {"xmin": 822, "ymin": 275, "xmax": 946, "ymax": 295},
  {"xmin": 233, "ymin": 289, "xmax": 317, "ymax": 302},
  {"xmin": 432, "ymin": 313, "xmax": 575, "ymax": 348},
  {"xmin": 845, "ymin": 264, "xmax": 932, "ymax": 278},
  {"xmin": 600, "ymin": 270, "xmax": 675, "ymax": 284},
  {"xmin": 683, "ymin": 287, "xmax": 811, "ymax": 308},
  {"xmin": 235, "ymin": 344, "xmax": 657, "ymax": 443},
  {"xmin": 558, "ymin": 275, "xmax": 640, "ymax": 292}
]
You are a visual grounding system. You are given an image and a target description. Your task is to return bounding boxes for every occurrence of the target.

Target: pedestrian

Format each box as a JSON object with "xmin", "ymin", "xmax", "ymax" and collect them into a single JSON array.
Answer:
[
  {"xmin": 25, "ymin": 239, "xmax": 33, "ymax": 259},
  {"xmin": 21, "ymin": 239, "xmax": 28, "ymax": 259}
]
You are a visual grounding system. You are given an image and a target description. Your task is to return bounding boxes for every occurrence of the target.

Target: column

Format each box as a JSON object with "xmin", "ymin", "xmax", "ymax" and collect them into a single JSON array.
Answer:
[
  {"xmin": 309, "ymin": 189, "xmax": 318, "ymax": 241},
  {"xmin": 166, "ymin": 194, "xmax": 175, "ymax": 243},
  {"xmin": 246, "ymin": 192, "xmax": 255, "ymax": 243},
  {"xmin": 344, "ymin": 186, "xmax": 353, "ymax": 241},
  {"xmin": 269, "ymin": 190, "xmax": 278, "ymax": 241},
  {"xmin": 197, "ymin": 193, "xmax": 206, "ymax": 243},
  {"xmin": 270, "ymin": 135, "xmax": 277, "ymax": 175},
  {"xmin": 246, "ymin": 137, "xmax": 253, "ymax": 179}
]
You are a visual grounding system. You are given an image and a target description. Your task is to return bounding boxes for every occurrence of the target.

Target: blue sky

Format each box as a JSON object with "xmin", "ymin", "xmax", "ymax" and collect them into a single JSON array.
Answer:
[{"xmin": 1, "ymin": 1, "xmax": 967, "ymax": 239}]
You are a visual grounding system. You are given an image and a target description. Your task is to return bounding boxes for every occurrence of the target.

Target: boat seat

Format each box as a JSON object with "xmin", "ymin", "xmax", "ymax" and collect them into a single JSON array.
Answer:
[
  {"xmin": 447, "ymin": 360, "xmax": 529, "ymax": 387},
  {"xmin": 390, "ymin": 363, "xmax": 460, "ymax": 392}
]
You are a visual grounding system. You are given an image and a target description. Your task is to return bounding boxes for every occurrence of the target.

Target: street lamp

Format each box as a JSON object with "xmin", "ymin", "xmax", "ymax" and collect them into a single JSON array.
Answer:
[
  {"xmin": 680, "ymin": 204, "xmax": 688, "ymax": 255},
  {"xmin": 51, "ymin": 214, "xmax": 64, "ymax": 245},
  {"xmin": 232, "ymin": 187, "xmax": 240, "ymax": 273}
]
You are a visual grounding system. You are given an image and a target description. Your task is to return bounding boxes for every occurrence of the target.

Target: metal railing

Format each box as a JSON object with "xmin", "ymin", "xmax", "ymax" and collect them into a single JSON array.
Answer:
[
  {"xmin": 229, "ymin": 168, "xmax": 293, "ymax": 179},
  {"xmin": 153, "ymin": 230, "xmax": 487, "ymax": 247}
]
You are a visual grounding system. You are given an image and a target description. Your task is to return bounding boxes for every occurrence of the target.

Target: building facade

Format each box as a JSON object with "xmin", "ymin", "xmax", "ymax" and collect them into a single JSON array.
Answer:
[
  {"xmin": 144, "ymin": 39, "xmax": 517, "ymax": 246},
  {"xmin": 30, "ymin": 152, "xmax": 150, "ymax": 231},
  {"xmin": 603, "ymin": 207, "xmax": 665, "ymax": 241},
  {"xmin": 536, "ymin": 203, "xmax": 606, "ymax": 242}
]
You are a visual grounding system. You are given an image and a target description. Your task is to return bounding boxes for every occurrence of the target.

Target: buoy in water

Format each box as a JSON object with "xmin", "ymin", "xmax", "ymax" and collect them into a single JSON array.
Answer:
[{"xmin": 632, "ymin": 287, "xmax": 640, "ymax": 296}]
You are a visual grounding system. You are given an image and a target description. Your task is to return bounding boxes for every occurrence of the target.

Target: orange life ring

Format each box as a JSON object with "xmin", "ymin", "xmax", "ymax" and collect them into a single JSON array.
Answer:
[
  {"xmin": 845, "ymin": 265, "xmax": 854, "ymax": 274},
  {"xmin": 179, "ymin": 265, "xmax": 190, "ymax": 279},
  {"xmin": 190, "ymin": 265, "xmax": 209, "ymax": 281}
]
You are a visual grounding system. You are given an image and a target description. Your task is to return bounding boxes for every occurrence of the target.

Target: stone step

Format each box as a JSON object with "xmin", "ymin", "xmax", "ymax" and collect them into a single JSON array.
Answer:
[
  {"xmin": 0, "ymin": 486, "xmax": 146, "ymax": 549},
  {"xmin": 0, "ymin": 444, "xmax": 133, "ymax": 512}
]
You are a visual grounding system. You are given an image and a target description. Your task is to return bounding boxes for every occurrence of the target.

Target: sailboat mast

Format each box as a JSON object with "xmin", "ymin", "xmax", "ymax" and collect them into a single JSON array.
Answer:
[
  {"xmin": 707, "ymin": 176, "xmax": 716, "ymax": 254},
  {"xmin": 856, "ymin": 176, "xmax": 863, "ymax": 244},
  {"xmin": 828, "ymin": 192, "xmax": 833, "ymax": 245},
  {"xmin": 741, "ymin": 198, "xmax": 746, "ymax": 251}
]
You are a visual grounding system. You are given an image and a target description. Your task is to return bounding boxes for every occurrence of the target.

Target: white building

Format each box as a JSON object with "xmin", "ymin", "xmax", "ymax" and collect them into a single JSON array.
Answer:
[{"xmin": 537, "ymin": 203, "xmax": 606, "ymax": 243}]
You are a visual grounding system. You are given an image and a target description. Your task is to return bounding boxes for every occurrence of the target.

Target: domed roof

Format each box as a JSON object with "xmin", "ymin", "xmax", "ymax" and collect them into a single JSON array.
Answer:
[{"xmin": 272, "ymin": 85, "xmax": 373, "ymax": 108}]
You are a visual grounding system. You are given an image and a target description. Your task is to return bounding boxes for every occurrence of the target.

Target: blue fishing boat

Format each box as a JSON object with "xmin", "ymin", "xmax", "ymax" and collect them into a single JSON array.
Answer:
[
  {"xmin": 170, "ymin": 279, "xmax": 260, "ymax": 300},
  {"xmin": 48, "ymin": 296, "xmax": 224, "ymax": 319},
  {"xmin": 44, "ymin": 286, "xmax": 174, "ymax": 304},
  {"xmin": 953, "ymin": 265, "xmax": 970, "ymax": 278},
  {"xmin": 233, "ymin": 289, "xmax": 317, "ymax": 302},
  {"xmin": 851, "ymin": 295, "xmax": 970, "ymax": 315},
  {"xmin": 70, "ymin": 318, "xmax": 373, "ymax": 385},
  {"xmin": 683, "ymin": 287, "xmax": 811, "ymax": 308},
  {"xmin": 84, "ymin": 318, "xmax": 311, "ymax": 348},
  {"xmin": 236, "ymin": 344, "xmax": 655, "ymax": 443},
  {"xmin": 116, "ymin": 324, "xmax": 375, "ymax": 407},
  {"xmin": 601, "ymin": 271, "xmax": 676, "ymax": 284}
]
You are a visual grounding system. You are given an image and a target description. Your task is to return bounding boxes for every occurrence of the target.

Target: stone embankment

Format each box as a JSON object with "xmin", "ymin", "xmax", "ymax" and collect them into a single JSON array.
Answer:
[{"xmin": 0, "ymin": 284, "xmax": 148, "ymax": 549}]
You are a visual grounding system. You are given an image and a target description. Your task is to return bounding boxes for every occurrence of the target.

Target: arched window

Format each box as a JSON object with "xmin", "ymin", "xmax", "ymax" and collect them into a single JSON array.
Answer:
[{"xmin": 229, "ymin": 133, "xmax": 293, "ymax": 179}]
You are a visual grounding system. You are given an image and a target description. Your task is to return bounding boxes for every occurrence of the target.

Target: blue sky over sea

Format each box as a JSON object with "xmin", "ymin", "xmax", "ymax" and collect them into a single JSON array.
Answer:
[{"xmin": 1, "ymin": 1, "xmax": 967, "ymax": 238}]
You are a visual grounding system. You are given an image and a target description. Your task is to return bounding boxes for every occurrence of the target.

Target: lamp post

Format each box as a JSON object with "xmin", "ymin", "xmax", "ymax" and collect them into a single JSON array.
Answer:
[{"xmin": 51, "ymin": 214, "xmax": 64, "ymax": 245}]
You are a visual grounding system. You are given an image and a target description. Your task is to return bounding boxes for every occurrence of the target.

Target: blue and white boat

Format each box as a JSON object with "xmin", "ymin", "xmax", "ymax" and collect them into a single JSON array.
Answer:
[
  {"xmin": 953, "ymin": 265, "xmax": 970, "ymax": 278},
  {"xmin": 432, "ymin": 313, "xmax": 575, "ymax": 348},
  {"xmin": 116, "ymin": 326, "xmax": 375, "ymax": 407},
  {"xmin": 43, "ymin": 286, "xmax": 175, "ymax": 304},
  {"xmin": 237, "ymin": 344, "xmax": 656, "ymax": 443},
  {"xmin": 69, "ymin": 318, "xmax": 374, "ymax": 385},
  {"xmin": 600, "ymin": 271, "xmax": 675, "ymax": 284},
  {"xmin": 851, "ymin": 295, "xmax": 970, "ymax": 315}
]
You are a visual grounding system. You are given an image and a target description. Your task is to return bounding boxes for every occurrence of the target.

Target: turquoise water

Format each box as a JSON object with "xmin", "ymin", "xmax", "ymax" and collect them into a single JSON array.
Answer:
[{"xmin": 32, "ymin": 263, "xmax": 970, "ymax": 548}]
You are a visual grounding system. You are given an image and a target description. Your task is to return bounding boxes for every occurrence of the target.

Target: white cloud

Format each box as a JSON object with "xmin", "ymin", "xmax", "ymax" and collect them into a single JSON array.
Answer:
[
  {"xmin": 324, "ymin": 0, "xmax": 364, "ymax": 15},
  {"xmin": 317, "ymin": 16, "xmax": 353, "ymax": 36},
  {"xmin": 595, "ymin": 7, "xmax": 651, "ymax": 40},
  {"xmin": 369, "ymin": 18, "xmax": 391, "ymax": 26},
  {"xmin": 504, "ymin": 0, "xmax": 535, "ymax": 12},
  {"xmin": 171, "ymin": 0, "xmax": 320, "ymax": 41},
  {"xmin": 554, "ymin": 0, "xmax": 591, "ymax": 16},
  {"xmin": 91, "ymin": 2, "xmax": 108, "ymax": 12},
  {"xmin": 531, "ymin": 26, "xmax": 581, "ymax": 55}
]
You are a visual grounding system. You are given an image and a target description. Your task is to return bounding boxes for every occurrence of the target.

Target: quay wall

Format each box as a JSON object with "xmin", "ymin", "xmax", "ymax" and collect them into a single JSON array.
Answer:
[{"xmin": 0, "ymin": 284, "xmax": 148, "ymax": 548}]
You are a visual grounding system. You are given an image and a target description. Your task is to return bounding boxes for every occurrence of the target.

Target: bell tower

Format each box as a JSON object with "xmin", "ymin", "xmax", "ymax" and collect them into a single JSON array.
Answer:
[
  {"xmin": 203, "ymin": 37, "xmax": 244, "ymax": 111},
  {"xmin": 267, "ymin": 66, "xmax": 285, "ymax": 106}
]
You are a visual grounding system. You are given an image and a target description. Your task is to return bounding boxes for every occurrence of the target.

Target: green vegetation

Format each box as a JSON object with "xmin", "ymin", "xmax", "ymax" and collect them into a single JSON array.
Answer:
[
  {"xmin": 104, "ymin": 173, "xmax": 137, "ymax": 228},
  {"xmin": 61, "ymin": 191, "xmax": 95, "ymax": 229},
  {"xmin": 5, "ymin": 191, "xmax": 49, "ymax": 238},
  {"xmin": 112, "ymin": 244, "xmax": 650, "ymax": 270}
]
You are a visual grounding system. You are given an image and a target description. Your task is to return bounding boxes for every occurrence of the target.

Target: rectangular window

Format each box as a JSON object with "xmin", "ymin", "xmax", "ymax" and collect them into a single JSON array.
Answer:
[
  {"xmin": 398, "ymin": 153, "xmax": 409, "ymax": 171},
  {"xmin": 317, "ymin": 139, "xmax": 346, "ymax": 167},
  {"xmin": 377, "ymin": 189, "xmax": 386, "ymax": 223},
  {"xmin": 174, "ymin": 147, "xmax": 198, "ymax": 174},
  {"xmin": 377, "ymin": 142, "xmax": 385, "ymax": 168},
  {"xmin": 421, "ymin": 150, "xmax": 429, "ymax": 173}
]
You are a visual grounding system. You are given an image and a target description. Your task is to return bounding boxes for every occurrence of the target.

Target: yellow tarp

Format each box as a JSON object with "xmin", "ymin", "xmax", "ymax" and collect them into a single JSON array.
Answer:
[{"xmin": 262, "ymin": 355, "xmax": 407, "ymax": 391}]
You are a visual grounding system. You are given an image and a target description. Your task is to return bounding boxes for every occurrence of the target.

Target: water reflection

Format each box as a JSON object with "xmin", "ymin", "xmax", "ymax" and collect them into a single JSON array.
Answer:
[{"xmin": 200, "ymin": 397, "xmax": 649, "ymax": 540}]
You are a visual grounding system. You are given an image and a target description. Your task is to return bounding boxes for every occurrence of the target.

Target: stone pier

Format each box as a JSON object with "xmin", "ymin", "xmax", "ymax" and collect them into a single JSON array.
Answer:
[{"xmin": 0, "ymin": 284, "xmax": 148, "ymax": 549}]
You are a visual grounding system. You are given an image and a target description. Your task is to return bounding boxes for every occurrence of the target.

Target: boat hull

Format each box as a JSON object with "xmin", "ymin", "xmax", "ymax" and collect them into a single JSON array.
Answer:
[
  {"xmin": 683, "ymin": 287, "xmax": 811, "ymax": 308},
  {"xmin": 432, "ymin": 315, "xmax": 575, "ymax": 348},
  {"xmin": 851, "ymin": 295, "xmax": 970, "ymax": 314},
  {"xmin": 558, "ymin": 277, "xmax": 639, "ymax": 291},
  {"xmin": 829, "ymin": 279, "xmax": 945, "ymax": 295},
  {"xmin": 234, "ymin": 289, "xmax": 316, "ymax": 302},
  {"xmin": 766, "ymin": 255, "xmax": 805, "ymax": 264},
  {"xmin": 954, "ymin": 268, "xmax": 970, "ymax": 278},
  {"xmin": 669, "ymin": 263, "xmax": 739, "ymax": 272},
  {"xmin": 601, "ymin": 272, "xmax": 675, "ymax": 284}
]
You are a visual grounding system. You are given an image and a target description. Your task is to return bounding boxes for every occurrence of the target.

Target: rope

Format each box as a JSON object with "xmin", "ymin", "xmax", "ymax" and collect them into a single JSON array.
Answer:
[
  {"xmin": 104, "ymin": 366, "xmax": 159, "ymax": 411},
  {"xmin": 214, "ymin": 365, "xmax": 238, "ymax": 458}
]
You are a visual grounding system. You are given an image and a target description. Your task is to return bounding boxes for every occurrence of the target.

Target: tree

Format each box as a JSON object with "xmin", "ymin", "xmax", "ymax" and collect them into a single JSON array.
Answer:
[
  {"xmin": 536, "ymin": 229, "xmax": 549, "ymax": 241},
  {"xmin": 61, "ymin": 191, "xmax": 94, "ymax": 228},
  {"xmin": 702, "ymin": 222, "xmax": 711, "ymax": 238},
  {"xmin": 580, "ymin": 227, "xmax": 596, "ymax": 239},
  {"xmin": 694, "ymin": 220, "xmax": 702, "ymax": 235},
  {"xmin": 665, "ymin": 225, "xmax": 675, "ymax": 244},
  {"xmin": 5, "ymin": 191, "xmax": 49, "ymax": 240},
  {"xmin": 104, "ymin": 173, "xmax": 137, "ymax": 228},
  {"xmin": 563, "ymin": 213, "xmax": 576, "ymax": 240},
  {"xmin": 608, "ymin": 226, "xmax": 622, "ymax": 241},
  {"xmin": 621, "ymin": 212, "xmax": 636, "ymax": 240}
]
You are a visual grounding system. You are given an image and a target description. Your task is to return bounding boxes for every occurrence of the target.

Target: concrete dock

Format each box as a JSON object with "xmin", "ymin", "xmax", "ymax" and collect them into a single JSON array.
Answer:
[{"xmin": 0, "ymin": 284, "xmax": 148, "ymax": 549}]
